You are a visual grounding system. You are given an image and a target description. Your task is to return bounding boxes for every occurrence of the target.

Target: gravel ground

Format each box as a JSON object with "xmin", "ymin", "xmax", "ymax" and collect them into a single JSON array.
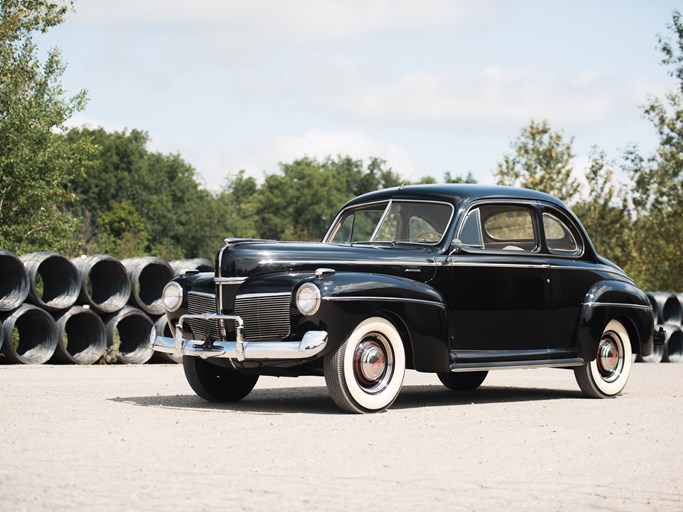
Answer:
[{"xmin": 0, "ymin": 363, "xmax": 681, "ymax": 512}]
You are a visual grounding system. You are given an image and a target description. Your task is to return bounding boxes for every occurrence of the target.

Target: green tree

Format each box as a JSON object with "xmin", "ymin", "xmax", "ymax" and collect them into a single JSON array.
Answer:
[
  {"xmin": 621, "ymin": 10, "xmax": 683, "ymax": 290},
  {"xmin": 495, "ymin": 120, "xmax": 579, "ymax": 203},
  {"xmin": 220, "ymin": 156, "xmax": 403, "ymax": 241},
  {"xmin": 0, "ymin": 0, "xmax": 91, "ymax": 254},
  {"xmin": 572, "ymin": 148, "xmax": 632, "ymax": 268},
  {"xmin": 97, "ymin": 200, "xmax": 149, "ymax": 259},
  {"xmin": 68, "ymin": 128, "xmax": 223, "ymax": 259}
]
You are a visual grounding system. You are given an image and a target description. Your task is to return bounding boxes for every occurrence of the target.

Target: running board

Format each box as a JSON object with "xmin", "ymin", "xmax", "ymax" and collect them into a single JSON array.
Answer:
[{"xmin": 449, "ymin": 358, "xmax": 585, "ymax": 373}]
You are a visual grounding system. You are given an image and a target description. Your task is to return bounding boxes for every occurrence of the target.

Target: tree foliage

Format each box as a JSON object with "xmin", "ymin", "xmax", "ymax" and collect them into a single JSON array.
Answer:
[
  {"xmin": 218, "ymin": 156, "xmax": 404, "ymax": 242},
  {"xmin": 495, "ymin": 120, "xmax": 579, "ymax": 203},
  {"xmin": 0, "ymin": 0, "xmax": 92, "ymax": 255},
  {"xmin": 620, "ymin": 10, "xmax": 683, "ymax": 290},
  {"xmin": 67, "ymin": 128, "xmax": 225, "ymax": 259}
]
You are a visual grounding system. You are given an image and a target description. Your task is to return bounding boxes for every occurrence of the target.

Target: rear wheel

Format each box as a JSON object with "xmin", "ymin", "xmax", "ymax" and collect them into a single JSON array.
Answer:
[
  {"xmin": 574, "ymin": 319, "xmax": 632, "ymax": 398},
  {"xmin": 437, "ymin": 371, "xmax": 488, "ymax": 391},
  {"xmin": 183, "ymin": 356, "xmax": 259, "ymax": 402},
  {"xmin": 324, "ymin": 317, "xmax": 406, "ymax": 414}
]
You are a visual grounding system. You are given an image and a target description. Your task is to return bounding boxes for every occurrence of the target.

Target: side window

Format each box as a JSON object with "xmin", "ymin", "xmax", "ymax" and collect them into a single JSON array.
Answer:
[
  {"xmin": 330, "ymin": 206, "xmax": 385, "ymax": 243},
  {"xmin": 457, "ymin": 205, "xmax": 538, "ymax": 251},
  {"xmin": 408, "ymin": 216, "xmax": 440, "ymax": 242},
  {"xmin": 459, "ymin": 208, "xmax": 484, "ymax": 248},
  {"xmin": 375, "ymin": 212, "xmax": 399, "ymax": 241},
  {"xmin": 543, "ymin": 213, "xmax": 579, "ymax": 254}
]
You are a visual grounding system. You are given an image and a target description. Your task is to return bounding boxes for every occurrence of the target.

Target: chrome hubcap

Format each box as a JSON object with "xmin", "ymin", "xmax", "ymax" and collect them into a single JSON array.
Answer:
[
  {"xmin": 359, "ymin": 343, "xmax": 386, "ymax": 381},
  {"xmin": 597, "ymin": 334, "xmax": 622, "ymax": 380},
  {"xmin": 353, "ymin": 335, "xmax": 393, "ymax": 392}
]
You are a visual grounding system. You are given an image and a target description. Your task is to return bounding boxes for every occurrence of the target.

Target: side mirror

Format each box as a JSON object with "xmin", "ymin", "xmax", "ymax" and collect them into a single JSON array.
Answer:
[{"xmin": 449, "ymin": 239, "xmax": 463, "ymax": 257}]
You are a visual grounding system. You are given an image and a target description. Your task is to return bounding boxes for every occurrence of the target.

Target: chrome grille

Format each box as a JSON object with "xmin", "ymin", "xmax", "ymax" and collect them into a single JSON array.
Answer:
[
  {"xmin": 235, "ymin": 292, "xmax": 291, "ymax": 341},
  {"xmin": 187, "ymin": 291, "xmax": 221, "ymax": 340}
]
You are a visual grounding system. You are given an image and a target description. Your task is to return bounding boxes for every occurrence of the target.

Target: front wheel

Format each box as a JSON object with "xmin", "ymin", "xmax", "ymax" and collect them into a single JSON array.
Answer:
[
  {"xmin": 324, "ymin": 317, "xmax": 406, "ymax": 414},
  {"xmin": 574, "ymin": 319, "xmax": 632, "ymax": 398},
  {"xmin": 183, "ymin": 356, "xmax": 259, "ymax": 402}
]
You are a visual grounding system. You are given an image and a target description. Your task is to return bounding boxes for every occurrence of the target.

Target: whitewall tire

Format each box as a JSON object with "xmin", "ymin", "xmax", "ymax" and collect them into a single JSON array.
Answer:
[
  {"xmin": 324, "ymin": 317, "xmax": 406, "ymax": 414},
  {"xmin": 574, "ymin": 319, "xmax": 633, "ymax": 398}
]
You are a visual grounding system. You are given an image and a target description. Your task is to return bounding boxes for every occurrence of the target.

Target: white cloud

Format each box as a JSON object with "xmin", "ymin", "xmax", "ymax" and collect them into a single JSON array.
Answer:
[
  {"xmin": 73, "ymin": 0, "xmax": 497, "ymax": 58},
  {"xmin": 235, "ymin": 58, "xmax": 619, "ymax": 133},
  {"xmin": 314, "ymin": 66, "xmax": 614, "ymax": 132}
]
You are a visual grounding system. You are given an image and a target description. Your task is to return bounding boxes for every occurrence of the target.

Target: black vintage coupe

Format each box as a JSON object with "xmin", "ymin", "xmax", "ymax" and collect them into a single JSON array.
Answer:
[{"xmin": 152, "ymin": 184, "xmax": 656, "ymax": 413}]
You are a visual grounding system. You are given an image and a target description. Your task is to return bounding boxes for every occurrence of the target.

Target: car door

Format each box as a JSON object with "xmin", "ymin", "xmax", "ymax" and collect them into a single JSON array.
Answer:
[
  {"xmin": 540, "ymin": 206, "xmax": 600, "ymax": 351},
  {"xmin": 444, "ymin": 202, "xmax": 553, "ymax": 357}
]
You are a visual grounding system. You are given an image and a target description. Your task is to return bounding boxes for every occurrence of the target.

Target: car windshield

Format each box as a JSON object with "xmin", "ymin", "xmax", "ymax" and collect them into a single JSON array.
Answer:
[{"xmin": 326, "ymin": 200, "xmax": 454, "ymax": 245}]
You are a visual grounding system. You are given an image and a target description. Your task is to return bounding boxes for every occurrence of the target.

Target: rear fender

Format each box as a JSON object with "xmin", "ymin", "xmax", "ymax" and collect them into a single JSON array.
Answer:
[{"xmin": 577, "ymin": 280, "xmax": 655, "ymax": 360}]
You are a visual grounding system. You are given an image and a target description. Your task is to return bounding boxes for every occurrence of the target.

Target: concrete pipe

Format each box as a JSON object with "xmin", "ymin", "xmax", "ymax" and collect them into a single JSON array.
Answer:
[
  {"xmin": 122, "ymin": 257, "xmax": 174, "ymax": 316},
  {"xmin": 21, "ymin": 252, "xmax": 80, "ymax": 312},
  {"xmin": 148, "ymin": 315, "xmax": 181, "ymax": 364},
  {"xmin": 0, "ymin": 249, "xmax": 29, "ymax": 312},
  {"xmin": 0, "ymin": 304, "xmax": 58, "ymax": 364},
  {"xmin": 72, "ymin": 255, "xmax": 131, "ymax": 314},
  {"xmin": 169, "ymin": 258, "xmax": 214, "ymax": 276},
  {"xmin": 662, "ymin": 324, "xmax": 683, "ymax": 363},
  {"xmin": 50, "ymin": 306, "xmax": 107, "ymax": 365},
  {"xmin": 649, "ymin": 292, "xmax": 683, "ymax": 325},
  {"xmin": 103, "ymin": 306, "xmax": 154, "ymax": 364}
]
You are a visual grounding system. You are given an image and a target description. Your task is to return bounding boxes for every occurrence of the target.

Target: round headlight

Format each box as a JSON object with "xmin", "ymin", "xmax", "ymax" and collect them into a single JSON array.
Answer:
[
  {"xmin": 161, "ymin": 282, "xmax": 183, "ymax": 312},
  {"xmin": 296, "ymin": 283, "xmax": 321, "ymax": 316}
]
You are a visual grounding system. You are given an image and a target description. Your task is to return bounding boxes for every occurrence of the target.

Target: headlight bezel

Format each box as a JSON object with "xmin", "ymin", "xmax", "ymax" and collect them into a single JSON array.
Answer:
[
  {"xmin": 161, "ymin": 281, "xmax": 184, "ymax": 312},
  {"xmin": 296, "ymin": 282, "xmax": 321, "ymax": 316}
]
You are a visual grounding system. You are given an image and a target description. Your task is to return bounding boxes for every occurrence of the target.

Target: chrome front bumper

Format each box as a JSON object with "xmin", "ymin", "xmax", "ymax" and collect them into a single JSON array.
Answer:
[{"xmin": 151, "ymin": 313, "xmax": 328, "ymax": 361}]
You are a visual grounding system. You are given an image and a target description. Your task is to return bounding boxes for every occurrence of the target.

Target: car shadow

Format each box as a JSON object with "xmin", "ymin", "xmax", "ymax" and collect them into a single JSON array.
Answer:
[{"xmin": 109, "ymin": 383, "xmax": 583, "ymax": 415}]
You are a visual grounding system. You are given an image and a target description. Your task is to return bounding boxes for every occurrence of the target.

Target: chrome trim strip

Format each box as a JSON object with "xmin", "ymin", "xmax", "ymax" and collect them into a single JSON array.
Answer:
[
  {"xmin": 444, "ymin": 262, "xmax": 551, "ymax": 269},
  {"xmin": 369, "ymin": 200, "xmax": 392, "ymax": 242},
  {"xmin": 583, "ymin": 302, "xmax": 652, "ymax": 311},
  {"xmin": 188, "ymin": 291, "xmax": 215, "ymax": 299},
  {"xmin": 236, "ymin": 292, "xmax": 291, "ymax": 299},
  {"xmin": 258, "ymin": 259, "xmax": 436, "ymax": 267},
  {"xmin": 441, "ymin": 261, "xmax": 627, "ymax": 277},
  {"xmin": 151, "ymin": 314, "xmax": 327, "ymax": 361},
  {"xmin": 252, "ymin": 258, "xmax": 623, "ymax": 277},
  {"xmin": 215, "ymin": 277, "xmax": 248, "ymax": 284},
  {"xmin": 449, "ymin": 357, "xmax": 585, "ymax": 372},
  {"xmin": 323, "ymin": 296, "xmax": 445, "ymax": 308}
]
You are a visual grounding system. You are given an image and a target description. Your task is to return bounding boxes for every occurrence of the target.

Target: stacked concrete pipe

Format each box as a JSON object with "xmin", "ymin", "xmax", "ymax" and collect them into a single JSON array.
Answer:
[
  {"xmin": 0, "ymin": 304, "xmax": 59, "ymax": 364},
  {"xmin": 122, "ymin": 257, "xmax": 174, "ymax": 316},
  {"xmin": 21, "ymin": 252, "xmax": 81, "ymax": 311},
  {"xmin": 72, "ymin": 254, "xmax": 131, "ymax": 314},
  {"xmin": 103, "ymin": 306, "xmax": 154, "ymax": 364},
  {"xmin": 50, "ymin": 306, "xmax": 107, "ymax": 365},
  {"xmin": 0, "ymin": 252, "xmax": 81, "ymax": 364},
  {"xmin": 0, "ymin": 250, "xmax": 29, "ymax": 312}
]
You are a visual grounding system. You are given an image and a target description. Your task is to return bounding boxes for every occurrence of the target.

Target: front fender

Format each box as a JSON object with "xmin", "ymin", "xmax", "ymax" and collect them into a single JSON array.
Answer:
[
  {"xmin": 314, "ymin": 272, "xmax": 450, "ymax": 372},
  {"xmin": 577, "ymin": 280, "xmax": 655, "ymax": 360}
]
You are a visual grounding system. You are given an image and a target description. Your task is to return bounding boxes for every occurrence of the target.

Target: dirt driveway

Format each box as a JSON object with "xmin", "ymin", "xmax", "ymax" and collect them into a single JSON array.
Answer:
[{"xmin": 0, "ymin": 363, "xmax": 681, "ymax": 511}]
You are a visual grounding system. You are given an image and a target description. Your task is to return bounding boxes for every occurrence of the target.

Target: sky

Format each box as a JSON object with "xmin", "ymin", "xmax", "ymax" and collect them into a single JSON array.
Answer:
[{"xmin": 38, "ymin": 0, "xmax": 682, "ymax": 190}]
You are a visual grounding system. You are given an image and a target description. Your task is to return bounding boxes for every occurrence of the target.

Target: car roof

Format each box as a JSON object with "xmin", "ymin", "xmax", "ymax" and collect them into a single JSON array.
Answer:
[{"xmin": 341, "ymin": 184, "xmax": 568, "ymax": 210}]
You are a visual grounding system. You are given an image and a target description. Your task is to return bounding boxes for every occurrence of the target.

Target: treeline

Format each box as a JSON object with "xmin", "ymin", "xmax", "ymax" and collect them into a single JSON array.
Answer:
[
  {"xmin": 63, "ymin": 134, "xmax": 473, "ymax": 259},
  {"xmin": 2, "ymin": 119, "xmax": 473, "ymax": 260}
]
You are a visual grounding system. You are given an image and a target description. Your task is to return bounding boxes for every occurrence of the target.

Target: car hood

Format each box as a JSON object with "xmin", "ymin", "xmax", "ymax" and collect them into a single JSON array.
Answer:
[{"xmin": 216, "ymin": 239, "xmax": 438, "ymax": 282}]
